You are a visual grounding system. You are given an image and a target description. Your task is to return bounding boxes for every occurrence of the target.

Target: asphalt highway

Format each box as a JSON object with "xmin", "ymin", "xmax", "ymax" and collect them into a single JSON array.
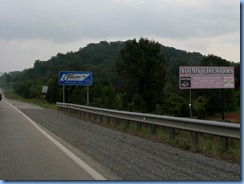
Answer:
[
  {"xmin": 0, "ymin": 92, "xmax": 240, "ymax": 180},
  {"xmin": 0, "ymin": 97, "xmax": 109, "ymax": 180}
]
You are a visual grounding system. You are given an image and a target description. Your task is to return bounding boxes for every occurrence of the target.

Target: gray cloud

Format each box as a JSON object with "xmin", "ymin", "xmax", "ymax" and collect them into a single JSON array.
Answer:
[
  {"xmin": 0, "ymin": 0, "xmax": 239, "ymax": 42},
  {"xmin": 0, "ymin": 0, "xmax": 240, "ymax": 72}
]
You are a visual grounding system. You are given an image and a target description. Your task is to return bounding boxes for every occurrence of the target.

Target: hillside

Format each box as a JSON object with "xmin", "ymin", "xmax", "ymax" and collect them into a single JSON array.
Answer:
[{"xmin": 0, "ymin": 39, "xmax": 240, "ymax": 118}]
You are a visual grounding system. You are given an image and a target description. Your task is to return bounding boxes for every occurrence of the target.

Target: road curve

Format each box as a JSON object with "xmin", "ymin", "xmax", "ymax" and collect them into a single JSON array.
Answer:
[{"xmin": 0, "ymin": 98, "xmax": 109, "ymax": 180}]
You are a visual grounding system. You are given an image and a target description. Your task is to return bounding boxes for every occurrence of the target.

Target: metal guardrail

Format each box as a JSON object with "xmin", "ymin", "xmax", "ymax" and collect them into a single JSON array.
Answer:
[{"xmin": 56, "ymin": 102, "xmax": 240, "ymax": 151}]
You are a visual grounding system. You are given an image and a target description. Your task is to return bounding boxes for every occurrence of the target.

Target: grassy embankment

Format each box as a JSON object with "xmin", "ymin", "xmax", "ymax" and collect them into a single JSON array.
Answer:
[
  {"xmin": 3, "ymin": 88, "xmax": 56, "ymax": 109},
  {"xmin": 90, "ymin": 117, "xmax": 240, "ymax": 164},
  {"xmin": 69, "ymin": 106, "xmax": 240, "ymax": 164}
]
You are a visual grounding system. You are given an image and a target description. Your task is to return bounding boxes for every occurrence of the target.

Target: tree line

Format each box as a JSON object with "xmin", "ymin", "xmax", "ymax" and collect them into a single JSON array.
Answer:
[{"xmin": 0, "ymin": 38, "xmax": 240, "ymax": 118}]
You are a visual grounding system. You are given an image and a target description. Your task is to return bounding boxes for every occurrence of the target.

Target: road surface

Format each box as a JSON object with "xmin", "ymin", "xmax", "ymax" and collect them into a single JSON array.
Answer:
[
  {"xmin": 0, "ymin": 92, "xmax": 240, "ymax": 180},
  {"xmin": 0, "ymin": 97, "xmax": 113, "ymax": 180}
]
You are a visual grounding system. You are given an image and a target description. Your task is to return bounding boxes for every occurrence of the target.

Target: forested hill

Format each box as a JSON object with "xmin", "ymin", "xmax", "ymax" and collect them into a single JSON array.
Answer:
[
  {"xmin": 23, "ymin": 41, "xmax": 205, "ymax": 83},
  {"xmin": 4, "ymin": 40, "xmax": 205, "ymax": 90},
  {"xmin": 0, "ymin": 39, "xmax": 240, "ymax": 118}
]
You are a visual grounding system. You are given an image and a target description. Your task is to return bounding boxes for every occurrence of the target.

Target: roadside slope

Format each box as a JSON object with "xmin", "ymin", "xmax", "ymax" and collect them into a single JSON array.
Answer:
[{"xmin": 20, "ymin": 108, "xmax": 240, "ymax": 180}]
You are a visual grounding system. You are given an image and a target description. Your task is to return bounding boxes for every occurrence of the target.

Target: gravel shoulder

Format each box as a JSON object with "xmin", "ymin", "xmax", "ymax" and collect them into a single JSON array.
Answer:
[{"xmin": 18, "ymin": 107, "xmax": 240, "ymax": 181}]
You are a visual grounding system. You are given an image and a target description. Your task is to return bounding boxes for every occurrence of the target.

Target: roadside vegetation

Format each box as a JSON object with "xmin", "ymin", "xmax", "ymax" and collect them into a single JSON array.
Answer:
[
  {"xmin": 3, "ymin": 88, "xmax": 55, "ymax": 109},
  {"xmin": 0, "ymin": 38, "xmax": 240, "ymax": 163},
  {"xmin": 2, "ymin": 79, "xmax": 240, "ymax": 164},
  {"xmin": 0, "ymin": 38, "xmax": 240, "ymax": 119}
]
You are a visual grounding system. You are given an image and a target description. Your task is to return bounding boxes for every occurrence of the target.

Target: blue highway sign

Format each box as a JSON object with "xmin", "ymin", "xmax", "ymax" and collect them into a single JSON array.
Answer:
[{"xmin": 59, "ymin": 71, "xmax": 92, "ymax": 85}]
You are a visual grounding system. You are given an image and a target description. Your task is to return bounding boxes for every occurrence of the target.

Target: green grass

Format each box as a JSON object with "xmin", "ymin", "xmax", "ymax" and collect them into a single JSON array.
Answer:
[{"xmin": 3, "ymin": 88, "xmax": 56, "ymax": 109}]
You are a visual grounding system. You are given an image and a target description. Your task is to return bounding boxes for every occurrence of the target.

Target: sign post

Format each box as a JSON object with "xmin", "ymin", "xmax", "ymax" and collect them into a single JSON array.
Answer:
[
  {"xmin": 59, "ymin": 71, "xmax": 93, "ymax": 105},
  {"xmin": 189, "ymin": 89, "xmax": 192, "ymax": 118},
  {"xmin": 179, "ymin": 66, "xmax": 235, "ymax": 118},
  {"xmin": 87, "ymin": 86, "xmax": 89, "ymax": 106},
  {"xmin": 63, "ymin": 85, "xmax": 65, "ymax": 103}
]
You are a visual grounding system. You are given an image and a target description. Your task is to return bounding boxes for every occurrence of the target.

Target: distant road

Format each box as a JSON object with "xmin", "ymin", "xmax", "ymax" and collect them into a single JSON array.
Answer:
[
  {"xmin": 0, "ymin": 91, "xmax": 240, "ymax": 180},
  {"xmin": 0, "ymin": 97, "xmax": 109, "ymax": 180}
]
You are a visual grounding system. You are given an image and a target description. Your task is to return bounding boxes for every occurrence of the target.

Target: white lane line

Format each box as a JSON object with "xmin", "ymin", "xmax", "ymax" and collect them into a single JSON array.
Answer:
[{"xmin": 3, "ymin": 100, "xmax": 106, "ymax": 180}]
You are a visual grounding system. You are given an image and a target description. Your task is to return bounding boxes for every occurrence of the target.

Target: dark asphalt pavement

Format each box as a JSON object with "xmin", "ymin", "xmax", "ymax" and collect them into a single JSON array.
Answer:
[{"xmin": 0, "ymin": 98, "xmax": 102, "ymax": 180}]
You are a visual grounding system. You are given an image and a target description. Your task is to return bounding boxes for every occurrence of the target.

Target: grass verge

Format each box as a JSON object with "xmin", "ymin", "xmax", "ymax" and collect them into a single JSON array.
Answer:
[{"xmin": 2, "ymin": 88, "xmax": 56, "ymax": 109}]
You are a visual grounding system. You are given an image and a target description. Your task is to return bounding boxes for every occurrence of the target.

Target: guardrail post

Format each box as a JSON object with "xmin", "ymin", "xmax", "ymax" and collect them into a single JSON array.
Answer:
[
  {"xmin": 137, "ymin": 122, "xmax": 142, "ymax": 130},
  {"xmin": 151, "ymin": 125, "xmax": 157, "ymax": 135},
  {"xmin": 100, "ymin": 115, "xmax": 103, "ymax": 123},
  {"xmin": 115, "ymin": 118, "xmax": 119, "ymax": 127},
  {"xmin": 107, "ymin": 117, "xmax": 110, "ymax": 125},
  {"xmin": 169, "ymin": 128, "xmax": 175, "ymax": 139},
  {"xmin": 93, "ymin": 114, "xmax": 96, "ymax": 122},
  {"xmin": 125, "ymin": 120, "xmax": 129, "ymax": 129},
  {"xmin": 221, "ymin": 136, "xmax": 228, "ymax": 152},
  {"xmin": 190, "ymin": 131, "xmax": 198, "ymax": 145},
  {"xmin": 81, "ymin": 111, "xmax": 84, "ymax": 118}
]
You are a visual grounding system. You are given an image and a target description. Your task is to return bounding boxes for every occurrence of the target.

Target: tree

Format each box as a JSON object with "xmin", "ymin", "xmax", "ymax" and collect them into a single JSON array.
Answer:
[
  {"xmin": 199, "ymin": 55, "xmax": 238, "ymax": 115},
  {"xmin": 161, "ymin": 93, "xmax": 189, "ymax": 117},
  {"xmin": 201, "ymin": 54, "xmax": 230, "ymax": 66},
  {"xmin": 117, "ymin": 38, "xmax": 166, "ymax": 113}
]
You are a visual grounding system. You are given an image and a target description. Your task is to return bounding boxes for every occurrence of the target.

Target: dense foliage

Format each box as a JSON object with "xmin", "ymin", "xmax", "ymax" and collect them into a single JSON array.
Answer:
[
  {"xmin": 0, "ymin": 38, "xmax": 240, "ymax": 118},
  {"xmin": 117, "ymin": 39, "xmax": 166, "ymax": 113}
]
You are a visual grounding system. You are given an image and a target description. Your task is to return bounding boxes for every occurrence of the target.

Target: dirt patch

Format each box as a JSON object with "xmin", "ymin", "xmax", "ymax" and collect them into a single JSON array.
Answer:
[{"xmin": 206, "ymin": 111, "xmax": 240, "ymax": 123}]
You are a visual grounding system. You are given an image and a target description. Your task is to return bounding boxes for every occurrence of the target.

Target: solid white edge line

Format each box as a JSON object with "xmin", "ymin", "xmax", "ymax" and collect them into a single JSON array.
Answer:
[{"xmin": 3, "ymin": 100, "xmax": 106, "ymax": 180}]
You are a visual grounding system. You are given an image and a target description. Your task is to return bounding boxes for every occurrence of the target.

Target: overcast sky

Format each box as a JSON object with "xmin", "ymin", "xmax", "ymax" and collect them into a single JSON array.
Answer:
[{"xmin": 0, "ymin": 0, "xmax": 240, "ymax": 73}]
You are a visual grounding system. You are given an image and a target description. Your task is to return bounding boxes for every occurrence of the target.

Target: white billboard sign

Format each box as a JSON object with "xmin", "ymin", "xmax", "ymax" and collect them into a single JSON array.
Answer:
[
  {"xmin": 42, "ymin": 86, "xmax": 48, "ymax": 93},
  {"xmin": 179, "ymin": 66, "xmax": 235, "ymax": 89}
]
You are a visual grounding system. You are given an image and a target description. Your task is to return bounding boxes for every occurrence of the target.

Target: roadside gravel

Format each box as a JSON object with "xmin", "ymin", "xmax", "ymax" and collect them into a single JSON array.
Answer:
[{"xmin": 20, "ymin": 108, "xmax": 240, "ymax": 180}]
